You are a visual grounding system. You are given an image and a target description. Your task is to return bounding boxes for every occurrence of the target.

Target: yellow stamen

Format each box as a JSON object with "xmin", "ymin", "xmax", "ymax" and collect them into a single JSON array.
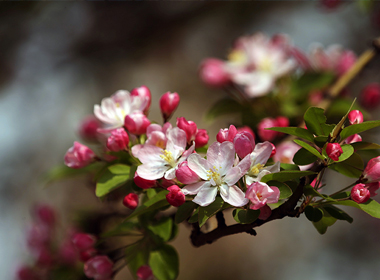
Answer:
[
  {"xmin": 249, "ymin": 163, "xmax": 265, "ymax": 176},
  {"xmin": 160, "ymin": 150, "xmax": 175, "ymax": 167}
]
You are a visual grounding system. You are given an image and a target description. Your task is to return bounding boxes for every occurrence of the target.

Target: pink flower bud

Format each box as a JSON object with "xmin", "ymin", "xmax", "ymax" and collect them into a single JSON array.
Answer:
[
  {"xmin": 166, "ymin": 185, "xmax": 185, "ymax": 207},
  {"xmin": 217, "ymin": 125, "xmax": 237, "ymax": 143},
  {"xmin": 257, "ymin": 118, "xmax": 278, "ymax": 142},
  {"xmin": 194, "ymin": 129, "xmax": 209, "ymax": 148},
  {"xmin": 326, "ymin": 143, "xmax": 343, "ymax": 161},
  {"xmin": 123, "ymin": 193, "xmax": 139, "ymax": 210},
  {"xmin": 348, "ymin": 110, "xmax": 363, "ymax": 125},
  {"xmin": 366, "ymin": 182, "xmax": 380, "ymax": 197},
  {"xmin": 124, "ymin": 112, "xmax": 151, "ymax": 135},
  {"xmin": 159, "ymin": 92, "xmax": 180, "ymax": 120},
  {"xmin": 137, "ymin": 265, "xmax": 154, "ymax": 280},
  {"xmin": 80, "ymin": 247, "xmax": 98, "ymax": 262},
  {"xmin": 199, "ymin": 58, "xmax": 230, "ymax": 87},
  {"xmin": 78, "ymin": 115, "xmax": 102, "ymax": 141},
  {"xmin": 106, "ymin": 128, "xmax": 129, "ymax": 152},
  {"xmin": 234, "ymin": 132, "xmax": 255, "ymax": 159},
  {"xmin": 360, "ymin": 83, "xmax": 380, "ymax": 110},
  {"xmin": 72, "ymin": 233, "xmax": 97, "ymax": 252},
  {"xmin": 34, "ymin": 204, "xmax": 56, "ymax": 227},
  {"xmin": 64, "ymin": 142, "xmax": 96, "ymax": 169},
  {"xmin": 84, "ymin": 255, "xmax": 113, "ymax": 280},
  {"xmin": 236, "ymin": 126, "xmax": 255, "ymax": 140},
  {"xmin": 345, "ymin": 134, "xmax": 362, "ymax": 144},
  {"xmin": 351, "ymin": 183, "xmax": 370, "ymax": 204},
  {"xmin": 131, "ymin": 85, "xmax": 151, "ymax": 115},
  {"xmin": 362, "ymin": 156, "xmax": 380, "ymax": 183},
  {"xmin": 16, "ymin": 266, "xmax": 38, "ymax": 280},
  {"xmin": 269, "ymin": 143, "xmax": 276, "ymax": 158},
  {"xmin": 134, "ymin": 172, "xmax": 156, "ymax": 189},
  {"xmin": 275, "ymin": 116, "xmax": 289, "ymax": 128},
  {"xmin": 176, "ymin": 117, "xmax": 197, "ymax": 143},
  {"xmin": 176, "ymin": 161, "xmax": 200, "ymax": 184}
]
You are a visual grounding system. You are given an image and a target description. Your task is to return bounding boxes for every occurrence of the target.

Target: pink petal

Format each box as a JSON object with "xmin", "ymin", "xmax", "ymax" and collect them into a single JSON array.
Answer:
[{"xmin": 187, "ymin": 154, "xmax": 212, "ymax": 180}]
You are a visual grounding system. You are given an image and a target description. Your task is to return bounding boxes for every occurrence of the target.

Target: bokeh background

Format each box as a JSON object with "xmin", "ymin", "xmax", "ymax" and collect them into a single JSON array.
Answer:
[{"xmin": 1, "ymin": 2, "xmax": 380, "ymax": 280}]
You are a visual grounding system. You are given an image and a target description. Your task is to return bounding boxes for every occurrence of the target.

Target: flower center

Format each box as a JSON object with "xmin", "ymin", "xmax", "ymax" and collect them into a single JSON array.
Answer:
[
  {"xmin": 249, "ymin": 163, "xmax": 265, "ymax": 177},
  {"xmin": 160, "ymin": 150, "xmax": 176, "ymax": 167},
  {"xmin": 155, "ymin": 139, "xmax": 166, "ymax": 149},
  {"xmin": 257, "ymin": 192, "xmax": 263, "ymax": 200},
  {"xmin": 207, "ymin": 166, "xmax": 222, "ymax": 186},
  {"xmin": 228, "ymin": 50, "xmax": 247, "ymax": 65},
  {"xmin": 257, "ymin": 56, "xmax": 272, "ymax": 72}
]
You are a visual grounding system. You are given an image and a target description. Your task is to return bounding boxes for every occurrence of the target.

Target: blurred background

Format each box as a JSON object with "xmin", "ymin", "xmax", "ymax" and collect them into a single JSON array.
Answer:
[{"xmin": 1, "ymin": 2, "xmax": 380, "ymax": 280}]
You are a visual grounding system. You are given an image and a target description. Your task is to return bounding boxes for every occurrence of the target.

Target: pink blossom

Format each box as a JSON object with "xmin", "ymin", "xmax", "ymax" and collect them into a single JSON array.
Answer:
[
  {"xmin": 130, "ymin": 85, "xmax": 151, "ymax": 115},
  {"xmin": 275, "ymin": 116, "xmax": 289, "ymax": 128},
  {"xmin": 166, "ymin": 185, "xmax": 186, "ymax": 207},
  {"xmin": 366, "ymin": 182, "xmax": 380, "ymax": 197},
  {"xmin": 348, "ymin": 110, "xmax": 363, "ymax": 125},
  {"xmin": 123, "ymin": 193, "xmax": 139, "ymax": 210},
  {"xmin": 345, "ymin": 134, "xmax": 362, "ymax": 144},
  {"xmin": 84, "ymin": 255, "xmax": 113, "ymax": 280},
  {"xmin": 362, "ymin": 156, "xmax": 380, "ymax": 183},
  {"xmin": 134, "ymin": 172, "xmax": 156, "ymax": 189},
  {"xmin": 236, "ymin": 126, "xmax": 255, "ymax": 140},
  {"xmin": 176, "ymin": 117, "xmax": 198, "ymax": 143},
  {"xmin": 78, "ymin": 115, "xmax": 102, "ymax": 141},
  {"xmin": 72, "ymin": 233, "xmax": 97, "ymax": 252},
  {"xmin": 106, "ymin": 128, "xmax": 129, "ymax": 152},
  {"xmin": 351, "ymin": 184, "xmax": 370, "ymax": 204},
  {"xmin": 182, "ymin": 141, "xmax": 251, "ymax": 207},
  {"xmin": 160, "ymin": 92, "xmax": 180, "ymax": 121},
  {"xmin": 360, "ymin": 83, "xmax": 380, "ymax": 110},
  {"xmin": 80, "ymin": 248, "xmax": 98, "ymax": 262},
  {"xmin": 257, "ymin": 118, "xmax": 278, "ymax": 141},
  {"xmin": 245, "ymin": 181, "xmax": 280, "ymax": 210},
  {"xmin": 176, "ymin": 161, "xmax": 200, "ymax": 184},
  {"xmin": 64, "ymin": 141, "xmax": 96, "ymax": 169},
  {"xmin": 137, "ymin": 265, "xmax": 154, "ymax": 280},
  {"xmin": 326, "ymin": 143, "xmax": 343, "ymax": 161},
  {"xmin": 194, "ymin": 129, "xmax": 209, "ymax": 148},
  {"xmin": 94, "ymin": 90, "xmax": 148, "ymax": 131},
  {"xmin": 269, "ymin": 143, "xmax": 276, "ymax": 158},
  {"xmin": 234, "ymin": 131, "xmax": 255, "ymax": 159},
  {"xmin": 124, "ymin": 112, "xmax": 150, "ymax": 135},
  {"xmin": 136, "ymin": 128, "xmax": 194, "ymax": 180},
  {"xmin": 199, "ymin": 58, "xmax": 230, "ymax": 87},
  {"xmin": 217, "ymin": 125, "xmax": 237, "ymax": 143}
]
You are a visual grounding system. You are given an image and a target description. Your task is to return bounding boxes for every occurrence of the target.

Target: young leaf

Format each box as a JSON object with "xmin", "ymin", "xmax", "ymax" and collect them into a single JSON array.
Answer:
[
  {"xmin": 293, "ymin": 147, "xmax": 319, "ymax": 165},
  {"xmin": 304, "ymin": 107, "xmax": 334, "ymax": 136},
  {"xmin": 266, "ymin": 180, "xmax": 292, "ymax": 199},
  {"xmin": 188, "ymin": 208, "xmax": 199, "ymax": 223},
  {"xmin": 351, "ymin": 142, "xmax": 380, "ymax": 151},
  {"xmin": 233, "ymin": 209, "xmax": 259, "ymax": 224},
  {"xmin": 280, "ymin": 163, "xmax": 300, "ymax": 171},
  {"xmin": 304, "ymin": 185, "xmax": 336, "ymax": 202},
  {"xmin": 124, "ymin": 190, "xmax": 169, "ymax": 222},
  {"xmin": 312, "ymin": 208, "xmax": 337, "ymax": 234},
  {"xmin": 322, "ymin": 205, "xmax": 353, "ymax": 223},
  {"xmin": 149, "ymin": 244, "xmax": 179, "ymax": 280},
  {"xmin": 328, "ymin": 152, "xmax": 364, "ymax": 178},
  {"xmin": 294, "ymin": 139, "xmax": 325, "ymax": 160},
  {"xmin": 266, "ymin": 127, "xmax": 315, "ymax": 142},
  {"xmin": 314, "ymin": 136, "xmax": 329, "ymax": 148},
  {"xmin": 305, "ymin": 206, "xmax": 323, "ymax": 222},
  {"xmin": 333, "ymin": 198, "xmax": 380, "ymax": 219},
  {"xmin": 330, "ymin": 144, "xmax": 354, "ymax": 163},
  {"xmin": 340, "ymin": 120, "xmax": 380, "ymax": 140},
  {"xmin": 330, "ymin": 98, "xmax": 356, "ymax": 141},
  {"xmin": 96, "ymin": 164, "xmax": 131, "ymax": 197},
  {"xmin": 148, "ymin": 217, "xmax": 173, "ymax": 243},
  {"xmin": 44, "ymin": 162, "xmax": 104, "ymax": 184},
  {"xmin": 175, "ymin": 201, "xmax": 197, "ymax": 224},
  {"xmin": 198, "ymin": 197, "xmax": 224, "ymax": 227},
  {"xmin": 261, "ymin": 170, "xmax": 316, "ymax": 183}
]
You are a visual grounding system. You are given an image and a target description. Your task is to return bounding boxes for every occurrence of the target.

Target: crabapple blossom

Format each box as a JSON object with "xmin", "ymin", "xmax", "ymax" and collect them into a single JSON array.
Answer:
[
  {"xmin": 166, "ymin": 185, "xmax": 186, "ymax": 207},
  {"xmin": 273, "ymin": 141, "xmax": 312, "ymax": 170},
  {"xmin": 351, "ymin": 184, "xmax": 370, "ymax": 204},
  {"xmin": 80, "ymin": 248, "xmax": 98, "ymax": 262},
  {"xmin": 181, "ymin": 141, "xmax": 251, "ymax": 207},
  {"xmin": 326, "ymin": 143, "xmax": 343, "ymax": 161},
  {"xmin": 136, "ymin": 128, "xmax": 194, "ymax": 180},
  {"xmin": 134, "ymin": 173, "xmax": 156, "ymax": 189},
  {"xmin": 177, "ymin": 117, "xmax": 197, "ymax": 143},
  {"xmin": 137, "ymin": 265, "xmax": 154, "ymax": 280},
  {"xmin": 123, "ymin": 193, "xmax": 139, "ymax": 210},
  {"xmin": 64, "ymin": 142, "xmax": 96, "ymax": 169},
  {"xmin": 360, "ymin": 83, "xmax": 380, "ymax": 109},
  {"xmin": 348, "ymin": 110, "xmax": 363, "ymax": 125},
  {"xmin": 245, "ymin": 181, "xmax": 280, "ymax": 210},
  {"xmin": 160, "ymin": 92, "xmax": 180, "ymax": 120},
  {"xmin": 84, "ymin": 255, "xmax": 113, "ymax": 280},
  {"xmin": 199, "ymin": 58, "xmax": 230, "ymax": 87},
  {"xmin": 216, "ymin": 125, "xmax": 237, "ymax": 143},
  {"xmin": 106, "ymin": 128, "xmax": 129, "ymax": 152},
  {"xmin": 124, "ymin": 112, "xmax": 151, "ymax": 135},
  {"xmin": 72, "ymin": 233, "xmax": 97, "ymax": 252},
  {"xmin": 345, "ymin": 134, "xmax": 362, "ymax": 144},
  {"xmin": 194, "ymin": 129, "xmax": 209, "ymax": 148},
  {"xmin": 257, "ymin": 118, "xmax": 278, "ymax": 142},
  {"xmin": 130, "ymin": 85, "xmax": 151, "ymax": 115},
  {"xmin": 361, "ymin": 156, "xmax": 380, "ymax": 183},
  {"xmin": 233, "ymin": 131, "xmax": 255, "ymax": 159},
  {"xmin": 176, "ymin": 161, "xmax": 200, "ymax": 184},
  {"xmin": 236, "ymin": 126, "xmax": 255, "ymax": 139},
  {"xmin": 78, "ymin": 115, "xmax": 102, "ymax": 141},
  {"xmin": 94, "ymin": 90, "xmax": 148, "ymax": 131},
  {"xmin": 275, "ymin": 116, "xmax": 289, "ymax": 128}
]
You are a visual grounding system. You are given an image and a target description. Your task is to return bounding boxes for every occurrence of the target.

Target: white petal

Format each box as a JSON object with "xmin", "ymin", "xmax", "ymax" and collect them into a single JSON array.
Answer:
[
  {"xmin": 166, "ymin": 128, "xmax": 187, "ymax": 159},
  {"xmin": 164, "ymin": 167, "xmax": 177, "ymax": 180},
  {"xmin": 193, "ymin": 184, "xmax": 218, "ymax": 207},
  {"xmin": 224, "ymin": 154, "xmax": 251, "ymax": 186},
  {"xmin": 251, "ymin": 142, "xmax": 272, "ymax": 165},
  {"xmin": 188, "ymin": 154, "xmax": 212, "ymax": 180},
  {"xmin": 137, "ymin": 162, "xmax": 167, "ymax": 180},
  {"xmin": 220, "ymin": 184, "xmax": 249, "ymax": 207},
  {"xmin": 182, "ymin": 181, "xmax": 211, "ymax": 195},
  {"xmin": 136, "ymin": 145, "xmax": 165, "ymax": 164}
]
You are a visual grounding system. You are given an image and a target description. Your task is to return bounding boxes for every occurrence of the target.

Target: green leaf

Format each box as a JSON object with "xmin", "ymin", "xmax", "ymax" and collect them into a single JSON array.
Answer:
[
  {"xmin": 294, "ymin": 139, "xmax": 325, "ymax": 160},
  {"xmin": 290, "ymin": 72, "xmax": 335, "ymax": 98},
  {"xmin": 280, "ymin": 163, "xmax": 300, "ymax": 171},
  {"xmin": 314, "ymin": 136, "xmax": 329, "ymax": 148},
  {"xmin": 124, "ymin": 190, "xmax": 169, "ymax": 222},
  {"xmin": 198, "ymin": 197, "xmax": 224, "ymax": 227},
  {"xmin": 312, "ymin": 208, "xmax": 337, "ymax": 234},
  {"xmin": 175, "ymin": 202, "xmax": 197, "ymax": 224},
  {"xmin": 188, "ymin": 208, "xmax": 199, "ymax": 223},
  {"xmin": 126, "ymin": 242, "xmax": 150, "ymax": 276},
  {"xmin": 266, "ymin": 180, "xmax": 292, "ymax": 199},
  {"xmin": 328, "ymin": 152, "xmax": 364, "ymax": 178},
  {"xmin": 149, "ymin": 244, "xmax": 179, "ymax": 280},
  {"xmin": 101, "ymin": 221, "xmax": 137, "ymax": 238},
  {"xmin": 148, "ymin": 217, "xmax": 173, "ymax": 243},
  {"xmin": 304, "ymin": 185, "xmax": 336, "ymax": 202},
  {"xmin": 304, "ymin": 107, "xmax": 335, "ymax": 136},
  {"xmin": 340, "ymin": 120, "xmax": 380, "ymax": 140},
  {"xmin": 266, "ymin": 127, "xmax": 315, "ymax": 142},
  {"xmin": 233, "ymin": 209, "xmax": 259, "ymax": 224},
  {"xmin": 332, "ymin": 197, "xmax": 380, "ymax": 219},
  {"xmin": 95, "ymin": 164, "xmax": 130, "ymax": 197},
  {"xmin": 205, "ymin": 98, "xmax": 245, "ymax": 122},
  {"xmin": 329, "ymin": 98, "xmax": 356, "ymax": 141},
  {"xmin": 351, "ymin": 142, "xmax": 380, "ymax": 151},
  {"xmin": 147, "ymin": 188, "xmax": 159, "ymax": 199},
  {"xmin": 293, "ymin": 147, "xmax": 319, "ymax": 165},
  {"xmin": 44, "ymin": 162, "xmax": 104, "ymax": 184},
  {"xmin": 261, "ymin": 170, "xmax": 316, "ymax": 183},
  {"xmin": 328, "ymin": 144, "xmax": 354, "ymax": 163},
  {"xmin": 305, "ymin": 206, "xmax": 323, "ymax": 222},
  {"xmin": 322, "ymin": 205, "xmax": 353, "ymax": 223}
]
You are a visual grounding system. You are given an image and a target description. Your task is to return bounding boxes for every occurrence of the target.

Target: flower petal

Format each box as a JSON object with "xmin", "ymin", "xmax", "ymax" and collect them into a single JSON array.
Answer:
[
  {"xmin": 182, "ymin": 181, "xmax": 211, "ymax": 195},
  {"xmin": 224, "ymin": 154, "xmax": 251, "ymax": 186},
  {"xmin": 188, "ymin": 153, "xmax": 212, "ymax": 180},
  {"xmin": 219, "ymin": 184, "xmax": 248, "ymax": 207},
  {"xmin": 192, "ymin": 184, "xmax": 218, "ymax": 207},
  {"xmin": 137, "ymin": 162, "xmax": 167, "ymax": 180},
  {"xmin": 136, "ymin": 145, "xmax": 166, "ymax": 164},
  {"xmin": 251, "ymin": 142, "xmax": 272, "ymax": 165}
]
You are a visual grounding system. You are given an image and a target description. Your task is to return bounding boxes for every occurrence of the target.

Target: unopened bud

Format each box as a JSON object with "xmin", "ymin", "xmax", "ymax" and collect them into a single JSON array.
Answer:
[
  {"xmin": 124, "ymin": 112, "xmax": 151, "ymax": 135},
  {"xmin": 257, "ymin": 118, "xmax": 278, "ymax": 141},
  {"xmin": 72, "ymin": 233, "xmax": 97, "ymax": 252},
  {"xmin": 351, "ymin": 184, "xmax": 370, "ymax": 204},
  {"xmin": 326, "ymin": 143, "xmax": 343, "ymax": 161},
  {"xmin": 137, "ymin": 265, "xmax": 154, "ymax": 280},
  {"xmin": 84, "ymin": 255, "xmax": 113, "ymax": 280},
  {"xmin": 177, "ymin": 117, "xmax": 197, "ymax": 143},
  {"xmin": 176, "ymin": 161, "xmax": 200, "ymax": 184},
  {"xmin": 159, "ymin": 92, "xmax": 180, "ymax": 121},
  {"xmin": 107, "ymin": 128, "xmax": 129, "ymax": 152},
  {"xmin": 123, "ymin": 193, "xmax": 139, "ymax": 210},
  {"xmin": 134, "ymin": 172, "xmax": 156, "ymax": 189},
  {"xmin": 194, "ymin": 129, "xmax": 209, "ymax": 148},
  {"xmin": 78, "ymin": 115, "xmax": 102, "ymax": 141},
  {"xmin": 166, "ymin": 185, "xmax": 185, "ymax": 207},
  {"xmin": 348, "ymin": 110, "xmax": 363, "ymax": 125},
  {"xmin": 199, "ymin": 58, "xmax": 230, "ymax": 87},
  {"xmin": 362, "ymin": 156, "xmax": 380, "ymax": 183},
  {"xmin": 360, "ymin": 83, "xmax": 380, "ymax": 110},
  {"xmin": 64, "ymin": 142, "xmax": 96, "ymax": 169},
  {"xmin": 234, "ymin": 132, "xmax": 255, "ymax": 159},
  {"xmin": 217, "ymin": 125, "xmax": 237, "ymax": 143}
]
